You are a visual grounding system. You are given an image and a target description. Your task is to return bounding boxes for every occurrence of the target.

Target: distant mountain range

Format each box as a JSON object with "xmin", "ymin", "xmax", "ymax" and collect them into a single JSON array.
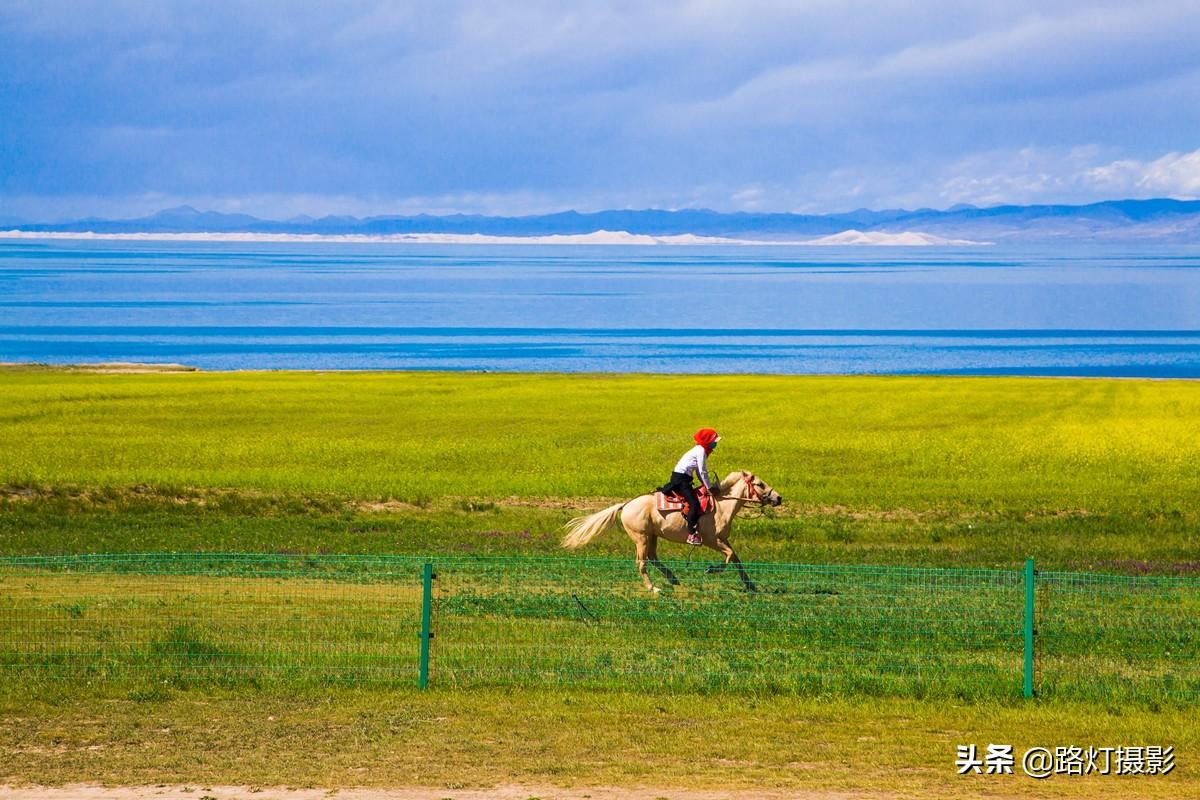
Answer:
[{"xmin": 5, "ymin": 198, "xmax": 1200, "ymax": 242}]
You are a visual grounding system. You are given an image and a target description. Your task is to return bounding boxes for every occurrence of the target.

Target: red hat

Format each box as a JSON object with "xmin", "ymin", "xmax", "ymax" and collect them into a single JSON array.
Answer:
[{"xmin": 694, "ymin": 428, "xmax": 720, "ymax": 447}]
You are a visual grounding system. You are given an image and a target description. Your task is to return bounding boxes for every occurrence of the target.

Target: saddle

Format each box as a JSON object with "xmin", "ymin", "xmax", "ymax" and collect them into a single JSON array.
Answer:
[{"xmin": 655, "ymin": 485, "xmax": 716, "ymax": 516}]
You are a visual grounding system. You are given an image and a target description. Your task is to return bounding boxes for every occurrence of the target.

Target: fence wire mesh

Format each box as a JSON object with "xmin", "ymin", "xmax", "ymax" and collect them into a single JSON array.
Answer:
[
  {"xmin": 1, "ymin": 554, "xmax": 425, "ymax": 686},
  {"xmin": 0, "ymin": 553, "xmax": 1196, "ymax": 701},
  {"xmin": 1036, "ymin": 570, "xmax": 1200, "ymax": 702},
  {"xmin": 430, "ymin": 557, "xmax": 1022, "ymax": 698}
]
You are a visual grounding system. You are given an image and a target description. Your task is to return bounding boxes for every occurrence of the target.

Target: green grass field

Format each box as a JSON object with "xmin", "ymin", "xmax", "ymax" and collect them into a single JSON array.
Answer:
[
  {"xmin": 2, "ymin": 367, "xmax": 1199, "ymax": 571},
  {"xmin": 4, "ymin": 684, "xmax": 1197, "ymax": 798},
  {"xmin": 6, "ymin": 555, "xmax": 1193, "ymax": 704},
  {"xmin": 2, "ymin": 367, "xmax": 1199, "ymax": 795}
]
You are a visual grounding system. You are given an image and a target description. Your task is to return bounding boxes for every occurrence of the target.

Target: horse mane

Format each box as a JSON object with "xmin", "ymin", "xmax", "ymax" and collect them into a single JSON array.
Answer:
[{"xmin": 718, "ymin": 470, "xmax": 747, "ymax": 494}]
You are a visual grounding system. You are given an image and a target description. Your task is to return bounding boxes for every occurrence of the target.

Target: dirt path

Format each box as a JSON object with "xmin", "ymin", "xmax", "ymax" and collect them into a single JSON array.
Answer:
[{"xmin": 0, "ymin": 786, "xmax": 905, "ymax": 800}]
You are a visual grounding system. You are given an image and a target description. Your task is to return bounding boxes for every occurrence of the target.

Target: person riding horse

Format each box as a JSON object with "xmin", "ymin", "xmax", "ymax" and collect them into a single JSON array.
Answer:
[
  {"xmin": 662, "ymin": 428, "xmax": 721, "ymax": 545},
  {"xmin": 564, "ymin": 457, "xmax": 783, "ymax": 593}
]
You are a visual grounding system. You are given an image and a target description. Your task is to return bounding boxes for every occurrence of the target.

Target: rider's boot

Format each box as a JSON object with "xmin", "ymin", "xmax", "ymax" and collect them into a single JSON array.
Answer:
[{"xmin": 686, "ymin": 529, "xmax": 702, "ymax": 546}]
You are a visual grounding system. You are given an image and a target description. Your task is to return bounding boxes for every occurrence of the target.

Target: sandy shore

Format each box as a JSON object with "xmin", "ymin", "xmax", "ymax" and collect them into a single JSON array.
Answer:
[
  {"xmin": 0, "ymin": 363, "xmax": 199, "ymax": 373},
  {"xmin": 0, "ymin": 229, "xmax": 985, "ymax": 246}
]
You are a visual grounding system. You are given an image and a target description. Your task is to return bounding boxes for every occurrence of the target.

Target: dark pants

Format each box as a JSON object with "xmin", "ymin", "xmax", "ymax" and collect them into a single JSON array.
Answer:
[{"xmin": 663, "ymin": 471, "xmax": 701, "ymax": 533}]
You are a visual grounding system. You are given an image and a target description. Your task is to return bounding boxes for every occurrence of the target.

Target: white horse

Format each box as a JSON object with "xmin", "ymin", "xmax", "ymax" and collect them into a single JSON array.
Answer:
[{"xmin": 562, "ymin": 471, "xmax": 783, "ymax": 592}]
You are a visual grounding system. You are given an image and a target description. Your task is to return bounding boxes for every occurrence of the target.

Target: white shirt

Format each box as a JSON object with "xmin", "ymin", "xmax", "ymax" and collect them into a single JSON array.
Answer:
[{"xmin": 673, "ymin": 444, "xmax": 713, "ymax": 489}]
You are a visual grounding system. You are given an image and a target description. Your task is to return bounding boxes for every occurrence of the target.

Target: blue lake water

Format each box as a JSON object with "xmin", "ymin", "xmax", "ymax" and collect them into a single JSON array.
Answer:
[{"xmin": 2, "ymin": 238, "xmax": 1200, "ymax": 376}]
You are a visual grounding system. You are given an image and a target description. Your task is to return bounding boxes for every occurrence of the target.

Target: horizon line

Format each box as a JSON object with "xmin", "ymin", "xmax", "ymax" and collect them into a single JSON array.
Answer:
[{"xmin": 4, "ymin": 195, "xmax": 1200, "ymax": 226}]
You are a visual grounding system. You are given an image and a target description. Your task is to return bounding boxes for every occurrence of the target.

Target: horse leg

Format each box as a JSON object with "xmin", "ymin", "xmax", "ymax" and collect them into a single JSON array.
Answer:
[
  {"xmin": 702, "ymin": 522, "xmax": 729, "ymax": 574},
  {"xmin": 634, "ymin": 538, "xmax": 658, "ymax": 593},
  {"xmin": 646, "ymin": 537, "xmax": 680, "ymax": 585},
  {"xmin": 709, "ymin": 538, "xmax": 757, "ymax": 593}
]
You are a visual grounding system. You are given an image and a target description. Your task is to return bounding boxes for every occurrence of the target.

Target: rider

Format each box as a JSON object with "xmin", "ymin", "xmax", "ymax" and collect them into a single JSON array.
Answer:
[{"xmin": 664, "ymin": 428, "xmax": 721, "ymax": 546}]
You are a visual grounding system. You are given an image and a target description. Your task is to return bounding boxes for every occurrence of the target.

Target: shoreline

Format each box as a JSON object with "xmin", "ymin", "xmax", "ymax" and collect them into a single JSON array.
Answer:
[
  {"xmin": 0, "ymin": 362, "xmax": 200, "ymax": 373},
  {"xmin": 0, "ymin": 228, "xmax": 988, "ymax": 246},
  {"xmin": 2, "ymin": 361, "xmax": 1196, "ymax": 380}
]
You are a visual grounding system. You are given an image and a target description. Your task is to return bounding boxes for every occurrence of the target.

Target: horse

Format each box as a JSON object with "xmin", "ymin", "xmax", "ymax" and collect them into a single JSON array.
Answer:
[{"xmin": 562, "ymin": 471, "xmax": 783, "ymax": 593}]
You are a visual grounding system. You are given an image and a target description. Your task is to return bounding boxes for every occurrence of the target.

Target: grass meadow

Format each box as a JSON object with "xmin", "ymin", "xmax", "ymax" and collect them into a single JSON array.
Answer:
[
  {"xmin": 2, "ymin": 366, "xmax": 1199, "ymax": 795},
  {"xmin": 4, "ymin": 684, "xmax": 1199, "ymax": 798},
  {"xmin": 2, "ymin": 367, "xmax": 1198, "ymax": 570}
]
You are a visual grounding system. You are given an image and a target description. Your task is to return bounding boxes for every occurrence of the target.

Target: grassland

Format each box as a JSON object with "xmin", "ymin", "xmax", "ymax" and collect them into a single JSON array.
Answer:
[
  {"xmin": 3, "ymin": 367, "xmax": 1199, "ymax": 795},
  {"xmin": 7, "ymin": 556, "xmax": 1191, "ymax": 704},
  {"xmin": 4, "ymin": 685, "xmax": 1199, "ymax": 798},
  {"xmin": 2, "ymin": 367, "xmax": 1198, "ymax": 571}
]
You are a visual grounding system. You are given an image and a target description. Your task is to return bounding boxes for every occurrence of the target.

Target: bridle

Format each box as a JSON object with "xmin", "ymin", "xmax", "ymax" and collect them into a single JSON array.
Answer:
[{"xmin": 741, "ymin": 472, "xmax": 766, "ymax": 504}]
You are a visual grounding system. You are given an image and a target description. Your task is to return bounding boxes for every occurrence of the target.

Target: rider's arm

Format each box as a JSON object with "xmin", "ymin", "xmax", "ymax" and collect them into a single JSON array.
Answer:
[{"xmin": 698, "ymin": 448, "xmax": 714, "ymax": 492}]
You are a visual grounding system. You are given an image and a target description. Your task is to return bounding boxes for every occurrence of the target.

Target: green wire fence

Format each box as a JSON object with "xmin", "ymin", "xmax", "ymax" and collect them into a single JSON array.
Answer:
[{"xmin": 0, "ymin": 553, "xmax": 1196, "ymax": 701}]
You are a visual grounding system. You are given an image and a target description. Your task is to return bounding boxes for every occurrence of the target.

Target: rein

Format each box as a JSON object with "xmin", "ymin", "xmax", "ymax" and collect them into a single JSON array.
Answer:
[{"xmin": 740, "ymin": 472, "xmax": 765, "ymax": 504}]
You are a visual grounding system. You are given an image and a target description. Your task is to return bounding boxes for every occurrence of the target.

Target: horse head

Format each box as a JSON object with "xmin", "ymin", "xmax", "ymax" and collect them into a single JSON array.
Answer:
[{"xmin": 723, "ymin": 470, "xmax": 783, "ymax": 506}]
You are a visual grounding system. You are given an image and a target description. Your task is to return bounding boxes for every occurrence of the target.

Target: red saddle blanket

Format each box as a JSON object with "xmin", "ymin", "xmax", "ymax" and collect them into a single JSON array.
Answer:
[{"xmin": 655, "ymin": 487, "xmax": 715, "ymax": 515}]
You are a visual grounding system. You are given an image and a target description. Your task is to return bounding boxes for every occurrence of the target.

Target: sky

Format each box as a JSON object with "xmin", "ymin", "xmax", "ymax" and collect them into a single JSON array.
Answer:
[{"xmin": 2, "ymin": 0, "xmax": 1200, "ymax": 221}]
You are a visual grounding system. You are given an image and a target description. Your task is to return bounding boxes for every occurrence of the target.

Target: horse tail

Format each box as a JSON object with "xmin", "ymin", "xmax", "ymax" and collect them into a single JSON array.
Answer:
[{"xmin": 561, "ymin": 502, "xmax": 626, "ymax": 549}]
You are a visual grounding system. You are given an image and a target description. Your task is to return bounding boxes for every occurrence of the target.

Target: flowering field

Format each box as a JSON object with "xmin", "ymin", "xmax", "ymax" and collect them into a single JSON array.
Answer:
[{"xmin": 1, "ymin": 367, "xmax": 1197, "ymax": 571}]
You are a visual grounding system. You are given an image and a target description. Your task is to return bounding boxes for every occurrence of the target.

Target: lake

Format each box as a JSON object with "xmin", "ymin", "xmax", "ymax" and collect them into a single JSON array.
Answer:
[{"xmin": 2, "ymin": 238, "xmax": 1199, "ymax": 376}]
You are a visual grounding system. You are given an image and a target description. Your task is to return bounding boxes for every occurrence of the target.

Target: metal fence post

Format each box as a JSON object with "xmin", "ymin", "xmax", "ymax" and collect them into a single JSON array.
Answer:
[
  {"xmin": 1023, "ymin": 557, "xmax": 1035, "ymax": 698},
  {"xmin": 418, "ymin": 561, "xmax": 433, "ymax": 689}
]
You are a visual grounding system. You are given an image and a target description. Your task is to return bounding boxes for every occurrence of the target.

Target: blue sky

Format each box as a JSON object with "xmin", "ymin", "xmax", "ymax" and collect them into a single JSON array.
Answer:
[{"xmin": 2, "ymin": 0, "xmax": 1200, "ymax": 220}]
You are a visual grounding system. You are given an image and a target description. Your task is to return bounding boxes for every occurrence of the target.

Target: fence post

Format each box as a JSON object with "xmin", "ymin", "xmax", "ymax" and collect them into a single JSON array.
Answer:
[
  {"xmin": 1023, "ymin": 557, "xmax": 1035, "ymax": 698},
  {"xmin": 418, "ymin": 561, "xmax": 433, "ymax": 689}
]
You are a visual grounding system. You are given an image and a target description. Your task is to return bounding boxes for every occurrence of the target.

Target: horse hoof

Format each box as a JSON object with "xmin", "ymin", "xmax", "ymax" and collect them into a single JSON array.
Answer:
[{"xmin": 650, "ymin": 586, "xmax": 661, "ymax": 594}]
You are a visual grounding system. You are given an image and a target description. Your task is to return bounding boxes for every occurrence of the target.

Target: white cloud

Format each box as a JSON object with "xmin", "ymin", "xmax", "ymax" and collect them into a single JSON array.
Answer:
[
  {"xmin": 4, "ymin": 1, "xmax": 1200, "ymax": 216},
  {"xmin": 655, "ymin": 145, "xmax": 1200, "ymax": 212},
  {"xmin": 8, "ymin": 144, "xmax": 1200, "ymax": 221},
  {"xmin": 786, "ymin": 145, "xmax": 1200, "ymax": 211},
  {"xmin": 927, "ymin": 146, "xmax": 1107, "ymax": 207},
  {"xmin": 1084, "ymin": 150, "xmax": 1200, "ymax": 198},
  {"xmin": 0, "ymin": 189, "xmax": 583, "ymax": 222}
]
